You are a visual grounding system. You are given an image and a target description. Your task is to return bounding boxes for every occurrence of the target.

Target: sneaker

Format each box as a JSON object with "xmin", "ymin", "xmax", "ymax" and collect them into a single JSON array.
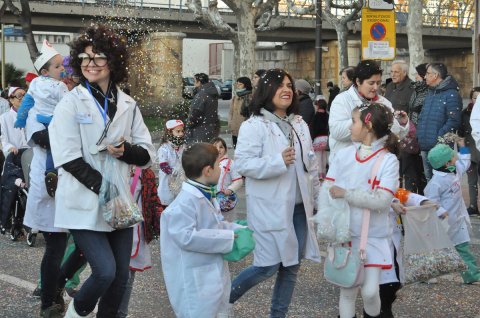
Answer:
[
  {"xmin": 40, "ymin": 304, "xmax": 64, "ymax": 318},
  {"xmin": 55, "ymin": 288, "xmax": 66, "ymax": 313},
  {"xmin": 45, "ymin": 172, "xmax": 58, "ymax": 198},
  {"xmin": 467, "ymin": 206, "xmax": 479, "ymax": 216},
  {"xmin": 32, "ymin": 286, "xmax": 42, "ymax": 298}
]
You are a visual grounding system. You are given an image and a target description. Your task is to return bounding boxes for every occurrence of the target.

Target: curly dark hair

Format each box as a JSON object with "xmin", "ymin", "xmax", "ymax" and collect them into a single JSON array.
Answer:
[
  {"xmin": 69, "ymin": 24, "xmax": 128, "ymax": 84},
  {"xmin": 249, "ymin": 68, "xmax": 299, "ymax": 116}
]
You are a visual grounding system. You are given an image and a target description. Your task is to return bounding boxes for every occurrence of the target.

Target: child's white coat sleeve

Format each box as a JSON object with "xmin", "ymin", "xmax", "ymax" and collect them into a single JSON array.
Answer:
[
  {"xmin": 344, "ymin": 155, "xmax": 398, "ymax": 211},
  {"xmin": 423, "ymin": 181, "xmax": 448, "ymax": 217},
  {"xmin": 455, "ymin": 149, "xmax": 471, "ymax": 176},
  {"xmin": 405, "ymin": 193, "xmax": 429, "ymax": 207},
  {"xmin": 470, "ymin": 98, "xmax": 480, "ymax": 150},
  {"xmin": 166, "ymin": 201, "xmax": 234, "ymax": 254},
  {"xmin": 227, "ymin": 161, "xmax": 243, "ymax": 193}
]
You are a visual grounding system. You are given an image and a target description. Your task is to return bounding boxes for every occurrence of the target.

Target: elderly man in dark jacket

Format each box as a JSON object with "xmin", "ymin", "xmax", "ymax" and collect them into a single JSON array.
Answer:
[
  {"xmin": 186, "ymin": 73, "xmax": 220, "ymax": 144},
  {"xmin": 417, "ymin": 63, "xmax": 462, "ymax": 180}
]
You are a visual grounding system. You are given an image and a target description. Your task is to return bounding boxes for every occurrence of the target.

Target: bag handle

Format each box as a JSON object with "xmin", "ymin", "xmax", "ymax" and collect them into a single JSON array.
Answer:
[
  {"xmin": 359, "ymin": 150, "xmax": 386, "ymax": 260},
  {"xmin": 130, "ymin": 167, "xmax": 141, "ymax": 195}
]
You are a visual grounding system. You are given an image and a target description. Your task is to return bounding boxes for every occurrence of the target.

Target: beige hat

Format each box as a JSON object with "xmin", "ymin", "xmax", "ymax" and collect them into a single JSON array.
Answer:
[
  {"xmin": 166, "ymin": 119, "xmax": 184, "ymax": 130},
  {"xmin": 34, "ymin": 40, "xmax": 60, "ymax": 71}
]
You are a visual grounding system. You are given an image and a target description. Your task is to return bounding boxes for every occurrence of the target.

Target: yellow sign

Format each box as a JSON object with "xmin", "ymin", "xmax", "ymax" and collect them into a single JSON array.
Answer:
[{"xmin": 361, "ymin": 8, "xmax": 396, "ymax": 60}]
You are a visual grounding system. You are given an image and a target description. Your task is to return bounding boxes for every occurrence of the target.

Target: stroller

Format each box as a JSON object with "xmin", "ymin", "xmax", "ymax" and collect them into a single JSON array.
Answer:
[{"xmin": 0, "ymin": 148, "xmax": 36, "ymax": 245}]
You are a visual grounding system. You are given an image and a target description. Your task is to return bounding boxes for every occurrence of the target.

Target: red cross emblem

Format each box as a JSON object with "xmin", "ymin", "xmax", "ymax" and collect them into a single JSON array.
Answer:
[{"xmin": 368, "ymin": 177, "xmax": 380, "ymax": 190}]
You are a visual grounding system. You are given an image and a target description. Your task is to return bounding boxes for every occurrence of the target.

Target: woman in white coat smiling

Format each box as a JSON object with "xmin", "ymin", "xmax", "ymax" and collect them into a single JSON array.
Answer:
[
  {"xmin": 229, "ymin": 69, "xmax": 321, "ymax": 318},
  {"xmin": 49, "ymin": 25, "xmax": 155, "ymax": 318}
]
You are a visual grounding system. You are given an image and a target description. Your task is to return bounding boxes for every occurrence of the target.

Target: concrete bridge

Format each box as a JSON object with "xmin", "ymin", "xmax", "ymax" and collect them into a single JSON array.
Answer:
[{"xmin": 0, "ymin": 1, "xmax": 473, "ymax": 50}]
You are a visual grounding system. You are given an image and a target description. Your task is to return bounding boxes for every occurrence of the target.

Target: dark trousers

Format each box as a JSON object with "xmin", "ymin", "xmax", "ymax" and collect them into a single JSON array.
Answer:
[
  {"xmin": 41, "ymin": 232, "xmax": 68, "ymax": 309},
  {"xmin": 70, "ymin": 228, "xmax": 133, "ymax": 318},
  {"xmin": 0, "ymin": 150, "xmax": 26, "ymax": 228},
  {"xmin": 399, "ymin": 151, "xmax": 426, "ymax": 194}
]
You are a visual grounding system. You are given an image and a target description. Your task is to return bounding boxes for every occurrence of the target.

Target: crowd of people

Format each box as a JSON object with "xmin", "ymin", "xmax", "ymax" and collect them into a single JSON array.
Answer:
[{"xmin": 0, "ymin": 22, "xmax": 479, "ymax": 318}]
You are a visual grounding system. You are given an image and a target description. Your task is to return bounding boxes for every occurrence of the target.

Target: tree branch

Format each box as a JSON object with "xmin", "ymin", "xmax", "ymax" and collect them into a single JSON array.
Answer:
[
  {"xmin": 284, "ymin": 0, "xmax": 315, "ymax": 15},
  {"xmin": 185, "ymin": 0, "xmax": 236, "ymax": 38},
  {"xmin": 4, "ymin": 0, "xmax": 20, "ymax": 15},
  {"xmin": 254, "ymin": 0, "xmax": 278, "ymax": 21},
  {"xmin": 257, "ymin": 14, "xmax": 286, "ymax": 32}
]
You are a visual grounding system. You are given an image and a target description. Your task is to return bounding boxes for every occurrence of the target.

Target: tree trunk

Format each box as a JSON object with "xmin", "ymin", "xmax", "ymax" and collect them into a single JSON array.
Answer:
[
  {"xmin": 236, "ymin": 8, "xmax": 256, "ymax": 78},
  {"xmin": 336, "ymin": 22, "xmax": 349, "ymax": 70},
  {"xmin": 231, "ymin": 37, "xmax": 240, "ymax": 82},
  {"xmin": 407, "ymin": 0, "xmax": 424, "ymax": 79}
]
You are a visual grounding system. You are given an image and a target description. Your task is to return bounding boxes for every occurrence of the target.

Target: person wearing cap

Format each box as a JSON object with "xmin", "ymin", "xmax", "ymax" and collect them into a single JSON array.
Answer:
[
  {"xmin": 0, "ymin": 87, "xmax": 29, "ymax": 234},
  {"xmin": 424, "ymin": 141, "xmax": 480, "ymax": 284},
  {"xmin": 295, "ymin": 78, "xmax": 315, "ymax": 126},
  {"xmin": 157, "ymin": 119, "xmax": 186, "ymax": 206},
  {"xmin": 49, "ymin": 25, "xmax": 154, "ymax": 318},
  {"xmin": 417, "ymin": 62, "xmax": 462, "ymax": 181}
]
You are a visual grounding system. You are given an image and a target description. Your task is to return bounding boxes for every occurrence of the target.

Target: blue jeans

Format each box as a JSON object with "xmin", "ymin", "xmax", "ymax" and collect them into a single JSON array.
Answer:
[
  {"xmin": 70, "ymin": 228, "xmax": 133, "ymax": 318},
  {"xmin": 420, "ymin": 150, "xmax": 433, "ymax": 182},
  {"xmin": 230, "ymin": 203, "xmax": 307, "ymax": 318}
]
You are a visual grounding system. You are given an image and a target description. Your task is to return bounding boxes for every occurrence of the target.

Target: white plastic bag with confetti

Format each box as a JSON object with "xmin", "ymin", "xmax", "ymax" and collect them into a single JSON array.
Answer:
[{"xmin": 402, "ymin": 204, "xmax": 466, "ymax": 284}]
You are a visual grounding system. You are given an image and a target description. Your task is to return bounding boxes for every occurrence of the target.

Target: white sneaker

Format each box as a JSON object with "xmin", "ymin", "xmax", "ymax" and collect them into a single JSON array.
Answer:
[
  {"xmin": 217, "ymin": 303, "xmax": 234, "ymax": 318},
  {"xmin": 65, "ymin": 301, "xmax": 95, "ymax": 318}
]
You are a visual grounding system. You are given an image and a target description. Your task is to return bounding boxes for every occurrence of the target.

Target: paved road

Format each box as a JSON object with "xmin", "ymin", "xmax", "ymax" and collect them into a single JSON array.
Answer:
[{"xmin": 1, "ymin": 124, "xmax": 480, "ymax": 317}]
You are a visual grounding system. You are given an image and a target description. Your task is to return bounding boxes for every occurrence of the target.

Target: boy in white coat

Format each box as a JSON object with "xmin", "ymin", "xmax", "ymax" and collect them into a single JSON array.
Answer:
[
  {"xmin": 424, "ymin": 141, "xmax": 480, "ymax": 284},
  {"xmin": 160, "ymin": 143, "xmax": 244, "ymax": 318}
]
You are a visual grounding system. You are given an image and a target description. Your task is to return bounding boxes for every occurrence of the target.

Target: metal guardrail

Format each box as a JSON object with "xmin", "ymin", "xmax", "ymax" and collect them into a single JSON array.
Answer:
[{"xmin": 25, "ymin": 0, "xmax": 475, "ymax": 30}]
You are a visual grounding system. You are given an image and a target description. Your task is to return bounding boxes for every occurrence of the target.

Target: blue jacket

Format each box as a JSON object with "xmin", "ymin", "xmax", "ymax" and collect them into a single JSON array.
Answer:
[{"xmin": 416, "ymin": 76, "xmax": 462, "ymax": 151}]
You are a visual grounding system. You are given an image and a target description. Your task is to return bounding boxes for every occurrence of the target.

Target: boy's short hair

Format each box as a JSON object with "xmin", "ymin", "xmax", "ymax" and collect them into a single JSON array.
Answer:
[{"xmin": 182, "ymin": 143, "xmax": 218, "ymax": 179}]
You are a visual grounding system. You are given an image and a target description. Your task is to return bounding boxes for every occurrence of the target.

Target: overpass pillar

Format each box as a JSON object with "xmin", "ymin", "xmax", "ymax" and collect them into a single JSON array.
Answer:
[{"xmin": 128, "ymin": 32, "xmax": 186, "ymax": 115}]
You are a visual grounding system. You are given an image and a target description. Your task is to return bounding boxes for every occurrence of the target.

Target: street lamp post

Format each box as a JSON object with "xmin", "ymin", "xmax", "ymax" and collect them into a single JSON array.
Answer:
[{"xmin": 314, "ymin": 0, "xmax": 322, "ymax": 96}]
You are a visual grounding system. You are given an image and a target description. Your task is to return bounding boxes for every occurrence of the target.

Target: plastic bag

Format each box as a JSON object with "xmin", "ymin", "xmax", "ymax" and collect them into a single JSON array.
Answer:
[
  {"xmin": 402, "ymin": 203, "xmax": 467, "ymax": 284},
  {"xmin": 99, "ymin": 155, "xmax": 143, "ymax": 229},
  {"xmin": 168, "ymin": 160, "xmax": 186, "ymax": 198},
  {"xmin": 313, "ymin": 184, "xmax": 351, "ymax": 243},
  {"xmin": 223, "ymin": 227, "xmax": 255, "ymax": 262}
]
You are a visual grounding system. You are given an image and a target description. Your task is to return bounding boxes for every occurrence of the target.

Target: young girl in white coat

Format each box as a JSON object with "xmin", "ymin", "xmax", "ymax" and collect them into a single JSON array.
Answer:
[
  {"xmin": 157, "ymin": 119, "xmax": 186, "ymax": 206},
  {"xmin": 327, "ymin": 103, "xmax": 400, "ymax": 318},
  {"xmin": 211, "ymin": 137, "xmax": 243, "ymax": 212}
]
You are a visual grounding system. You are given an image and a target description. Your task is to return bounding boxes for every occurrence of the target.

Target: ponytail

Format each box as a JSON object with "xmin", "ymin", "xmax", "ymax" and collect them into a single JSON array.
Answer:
[{"xmin": 384, "ymin": 131, "xmax": 399, "ymax": 156}]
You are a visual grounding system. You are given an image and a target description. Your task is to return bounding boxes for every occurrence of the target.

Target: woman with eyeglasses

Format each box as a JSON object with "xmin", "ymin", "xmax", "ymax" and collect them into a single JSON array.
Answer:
[
  {"xmin": 0, "ymin": 87, "xmax": 29, "ymax": 234},
  {"xmin": 229, "ymin": 69, "xmax": 321, "ymax": 317},
  {"xmin": 49, "ymin": 25, "xmax": 154, "ymax": 317}
]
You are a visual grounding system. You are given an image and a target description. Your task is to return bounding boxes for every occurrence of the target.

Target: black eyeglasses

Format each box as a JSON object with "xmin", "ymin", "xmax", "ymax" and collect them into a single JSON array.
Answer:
[{"xmin": 78, "ymin": 52, "xmax": 108, "ymax": 67}]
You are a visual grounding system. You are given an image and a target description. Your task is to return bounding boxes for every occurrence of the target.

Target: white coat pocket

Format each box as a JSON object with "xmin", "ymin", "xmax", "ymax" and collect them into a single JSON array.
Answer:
[
  {"xmin": 193, "ymin": 263, "xmax": 223, "ymax": 300},
  {"xmin": 60, "ymin": 172, "xmax": 97, "ymax": 211}
]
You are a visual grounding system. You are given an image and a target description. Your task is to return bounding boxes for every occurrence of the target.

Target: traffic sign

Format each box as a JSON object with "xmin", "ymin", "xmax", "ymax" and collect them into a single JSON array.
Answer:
[{"xmin": 361, "ymin": 8, "xmax": 396, "ymax": 60}]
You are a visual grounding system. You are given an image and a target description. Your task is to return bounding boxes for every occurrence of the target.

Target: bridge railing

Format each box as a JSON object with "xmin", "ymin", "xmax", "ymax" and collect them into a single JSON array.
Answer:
[{"xmin": 28, "ymin": 0, "xmax": 475, "ymax": 30}]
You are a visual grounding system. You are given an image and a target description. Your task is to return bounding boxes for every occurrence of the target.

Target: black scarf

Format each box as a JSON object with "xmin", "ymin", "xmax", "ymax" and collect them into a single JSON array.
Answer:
[{"xmin": 81, "ymin": 80, "xmax": 118, "ymax": 120}]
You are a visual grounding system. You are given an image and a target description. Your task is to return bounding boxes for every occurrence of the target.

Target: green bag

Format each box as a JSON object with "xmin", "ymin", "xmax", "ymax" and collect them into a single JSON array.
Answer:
[
  {"xmin": 234, "ymin": 219, "xmax": 248, "ymax": 226},
  {"xmin": 223, "ymin": 228, "xmax": 255, "ymax": 262}
]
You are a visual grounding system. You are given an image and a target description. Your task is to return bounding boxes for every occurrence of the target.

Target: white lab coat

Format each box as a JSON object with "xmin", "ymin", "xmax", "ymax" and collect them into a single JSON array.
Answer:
[
  {"xmin": 160, "ymin": 182, "xmax": 240, "ymax": 318},
  {"xmin": 49, "ymin": 85, "xmax": 155, "ymax": 232},
  {"xmin": 23, "ymin": 103, "xmax": 63, "ymax": 232},
  {"xmin": 0, "ymin": 97, "xmax": 9, "ymax": 115},
  {"xmin": 326, "ymin": 141, "xmax": 399, "ymax": 267},
  {"xmin": 424, "ymin": 151, "xmax": 472, "ymax": 246},
  {"xmin": 28, "ymin": 75, "xmax": 68, "ymax": 117},
  {"xmin": 234, "ymin": 115, "xmax": 321, "ymax": 267},
  {"xmin": 157, "ymin": 142, "xmax": 184, "ymax": 206},
  {"xmin": 0, "ymin": 108, "xmax": 29, "ymax": 156},
  {"xmin": 328, "ymin": 85, "xmax": 408, "ymax": 162},
  {"xmin": 217, "ymin": 156, "xmax": 243, "ymax": 193}
]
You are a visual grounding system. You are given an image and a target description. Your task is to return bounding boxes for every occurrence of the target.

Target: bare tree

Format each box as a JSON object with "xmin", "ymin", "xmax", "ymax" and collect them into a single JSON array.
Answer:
[
  {"xmin": 286, "ymin": 0, "xmax": 363, "ymax": 70},
  {"xmin": 1, "ymin": 0, "xmax": 38, "ymax": 63},
  {"xmin": 186, "ymin": 0, "xmax": 284, "ymax": 80},
  {"xmin": 407, "ymin": 0, "xmax": 424, "ymax": 79}
]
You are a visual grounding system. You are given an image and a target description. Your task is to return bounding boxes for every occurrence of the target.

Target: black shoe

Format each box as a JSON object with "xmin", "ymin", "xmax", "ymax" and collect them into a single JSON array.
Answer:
[
  {"xmin": 45, "ymin": 172, "xmax": 58, "ymax": 198},
  {"xmin": 32, "ymin": 286, "xmax": 41, "ymax": 298},
  {"xmin": 54, "ymin": 288, "xmax": 65, "ymax": 313},
  {"xmin": 363, "ymin": 310, "xmax": 381, "ymax": 318},
  {"xmin": 467, "ymin": 206, "xmax": 479, "ymax": 216}
]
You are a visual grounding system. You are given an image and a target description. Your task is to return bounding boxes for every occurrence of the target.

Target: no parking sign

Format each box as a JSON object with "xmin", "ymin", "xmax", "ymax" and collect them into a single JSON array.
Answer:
[{"xmin": 361, "ymin": 8, "xmax": 396, "ymax": 60}]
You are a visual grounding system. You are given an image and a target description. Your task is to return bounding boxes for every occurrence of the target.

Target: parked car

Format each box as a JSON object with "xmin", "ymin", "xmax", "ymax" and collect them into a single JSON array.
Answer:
[
  {"xmin": 212, "ymin": 79, "xmax": 223, "ymax": 97},
  {"xmin": 182, "ymin": 77, "xmax": 195, "ymax": 99},
  {"xmin": 220, "ymin": 79, "xmax": 233, "ymax": 100}
]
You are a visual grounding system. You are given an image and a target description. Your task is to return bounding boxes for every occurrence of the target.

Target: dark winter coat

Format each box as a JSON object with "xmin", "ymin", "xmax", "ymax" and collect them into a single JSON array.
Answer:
[
  {"xmin": 408, "ymin": 80, "xmax": 429, "ymax": 125},
  {"xmin": 458, "ymin": 103, "xmax": 480, "ymax": 163},
  {"xmin": 310, "ymin": 110, "xmax": 329, "ymax": 138},
  {"xmin": 186, "ymin": 82, "xmax": 220, "ymax": 144},
  {"xmin": 385, "ymin": 77, "xmax": 414, "ymax": 113},
  {"xmin": 298, "ymin": 94, "xmax": 315, "ymax": 126},
  {"xmin": 416, "ymin": 76, "xmax": 462, "ymax": 152}
]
